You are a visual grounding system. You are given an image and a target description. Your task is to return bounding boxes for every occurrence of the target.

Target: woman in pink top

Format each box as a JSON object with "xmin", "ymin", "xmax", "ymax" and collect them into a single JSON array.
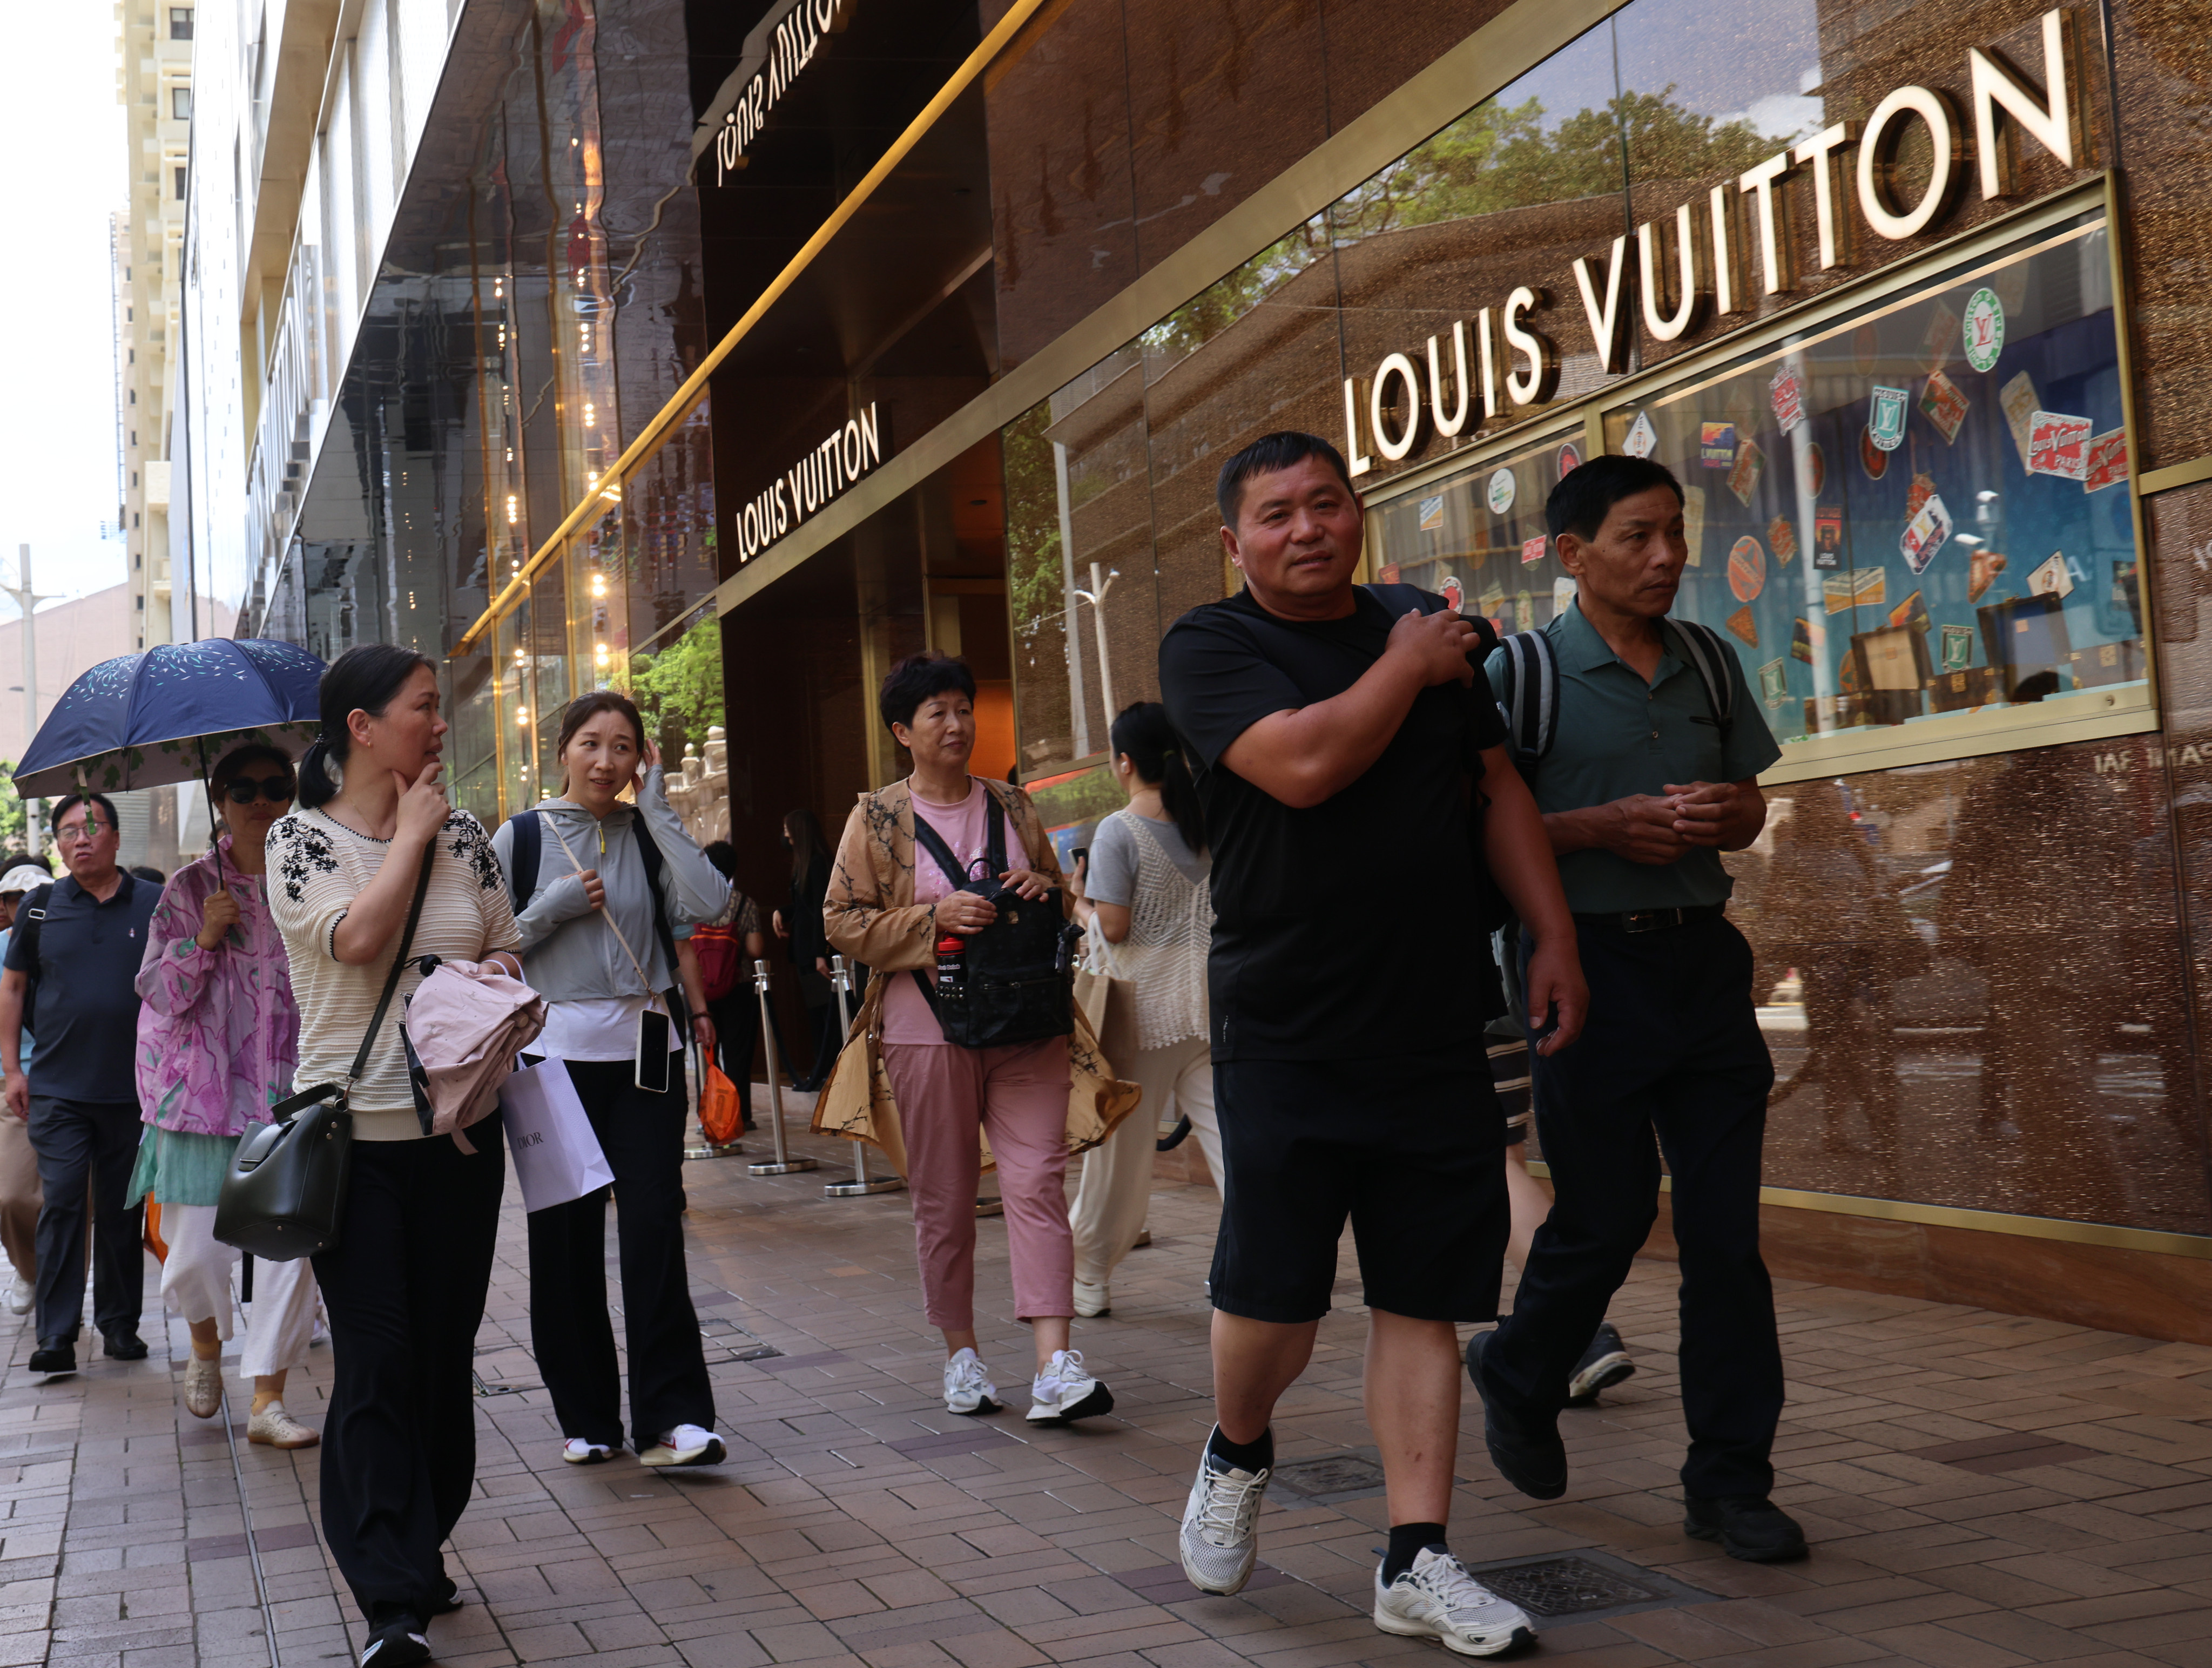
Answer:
[
  {"xmin": 825, "ymin": 653, "xmax": 1115, "ymax": 1426},
  {"xmin": 129, "ymin": 743, "xmax": 320, "ymax": 1448}
]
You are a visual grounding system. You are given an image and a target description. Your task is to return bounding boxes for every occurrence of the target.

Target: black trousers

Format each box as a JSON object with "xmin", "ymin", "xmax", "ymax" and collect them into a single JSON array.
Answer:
[
  {"xmin": 526, "ymin": 1060, "xmax": 714, "ymax": 1450},
  {"xmin": 1489, "ymin": 916, "xmax": 1783, "ymax": 1500},
  {"xmin": 313, "ymin": 1124, "xmax": 504, "ymax": 1617},
  {"xmin": 28, "ymin": 1097, "xmax": 144, "ymax": 1343}
]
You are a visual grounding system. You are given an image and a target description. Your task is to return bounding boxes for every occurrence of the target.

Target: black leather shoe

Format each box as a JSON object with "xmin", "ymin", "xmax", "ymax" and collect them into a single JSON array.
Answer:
[
  {"xmin": 359, "ymin": 1602, "xmax": 430, "ymax": 1665},
  {"xmin": 422, "ymin": 1576, "xmax": 463, "ymax": 1617},
  {"xmin": 28, "ymin": 1339, "xmax": 75, "ymax": 1375},
  {"xmin": 102, "ymin": 1330, "xmax": 149, "ymax": 1361},
  {"xmin": 1466, "ymin": 1330, "xmax": 1567, "ymax": 1500},
  {"xmin": 1684, "ymin": 1495, "xmax": 1809, "ymax": 1562}
]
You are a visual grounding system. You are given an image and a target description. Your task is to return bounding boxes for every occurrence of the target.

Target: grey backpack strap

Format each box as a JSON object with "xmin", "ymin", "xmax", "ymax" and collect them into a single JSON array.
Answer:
[
  {"xmin": 1664, "ymin": 618, "xmax": 1736, "ymax": 738},
  {"xmin": 1495, "ymin": 631, "xmax": 1559, "ymax": 768}
]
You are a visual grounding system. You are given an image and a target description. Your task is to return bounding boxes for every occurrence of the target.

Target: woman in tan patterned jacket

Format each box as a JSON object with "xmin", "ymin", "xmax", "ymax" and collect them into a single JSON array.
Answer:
[{"xmin": 817, "ymin": 653, "xmax": 1135, "ymax": 1426}]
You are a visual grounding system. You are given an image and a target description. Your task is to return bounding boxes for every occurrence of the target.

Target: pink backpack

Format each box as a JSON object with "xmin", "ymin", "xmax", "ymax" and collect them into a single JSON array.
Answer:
[{"xmin": 400, "ymin": 958, "xmax": 547, "ymax": 1152}]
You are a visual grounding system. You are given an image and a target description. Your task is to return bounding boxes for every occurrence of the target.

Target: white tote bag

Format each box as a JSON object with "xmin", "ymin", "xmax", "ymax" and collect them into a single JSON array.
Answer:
[{"xmin": 502, "ymin": 1058, "xmax": 616, "ymax": 1213}]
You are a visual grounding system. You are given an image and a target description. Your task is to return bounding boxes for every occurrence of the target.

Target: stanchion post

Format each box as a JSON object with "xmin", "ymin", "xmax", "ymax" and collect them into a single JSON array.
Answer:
[
  {"xmin": 823, "ymin": 953, "xmax": 902, "ymax": 1198},
  {"xmin": 747, "ymin": 958, "xmax": 817, "ymax": 1176}
]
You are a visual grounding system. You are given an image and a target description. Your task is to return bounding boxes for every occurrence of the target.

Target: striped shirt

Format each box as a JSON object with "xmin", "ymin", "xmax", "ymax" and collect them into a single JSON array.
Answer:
[{"xmin": 266, "ymin": 806, "xmax": 521, "ymax": 1141}]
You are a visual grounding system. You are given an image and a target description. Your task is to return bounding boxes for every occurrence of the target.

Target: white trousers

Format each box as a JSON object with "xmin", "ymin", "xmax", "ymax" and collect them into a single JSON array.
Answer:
[
  {"xmin": 159, "ymin": 1203, "xmax": 319, "ymax": 1379},
  {"xmin": 1069, "ymin": 1032, "xmax": 1221, "ymax": 1287}
]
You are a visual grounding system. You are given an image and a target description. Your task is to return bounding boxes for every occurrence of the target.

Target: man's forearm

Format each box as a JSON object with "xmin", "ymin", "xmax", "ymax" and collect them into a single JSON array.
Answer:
[
  {"xmin": 1541, "ymin": 802, "xmax": 1621, "ymax": 857},
  {"xmin": 1718, "ymin": 786, "xmax": 1768, "ymax": 851},
  {"xmin": 1222, "ymin": 654, "xmax": 1428, "ymax": 808},
  {"xmin": 1480, "ymin": 757, "xmax": 1576, "ymax": 940},
  {"xmin": 0, "ymin": 990, "xmax": 23, "ymax": 1078}
]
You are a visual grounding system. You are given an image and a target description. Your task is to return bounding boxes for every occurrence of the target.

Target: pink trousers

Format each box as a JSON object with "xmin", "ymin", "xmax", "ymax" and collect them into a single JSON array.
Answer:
[{"xmin": 880, "ymin": 1039, "xmax": 1073, "ymax": 1330}]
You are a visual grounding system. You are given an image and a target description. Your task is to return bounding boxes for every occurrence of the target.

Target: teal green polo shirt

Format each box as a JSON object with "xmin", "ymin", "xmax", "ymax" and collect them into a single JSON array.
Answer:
[{"xmin": 1485, "ymin": 600, "xmax": 1781, "ymax": 914}]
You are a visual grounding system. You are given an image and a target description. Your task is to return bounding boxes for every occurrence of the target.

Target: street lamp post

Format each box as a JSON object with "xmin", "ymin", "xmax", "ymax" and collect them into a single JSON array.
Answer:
[
  {"xmin": 1072, "ymin": 562, "xmax": 1119, "ymax": 738},
  {"xmin": 4, "ymin": 546, "xmax": 59, "ymax": 859}
]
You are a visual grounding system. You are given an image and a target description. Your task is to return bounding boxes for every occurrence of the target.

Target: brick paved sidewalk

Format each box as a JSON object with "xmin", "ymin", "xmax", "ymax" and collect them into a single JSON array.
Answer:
[{"xmin": 5, "ymin": 1108, "xmax": 2212, "ymax": 1668}]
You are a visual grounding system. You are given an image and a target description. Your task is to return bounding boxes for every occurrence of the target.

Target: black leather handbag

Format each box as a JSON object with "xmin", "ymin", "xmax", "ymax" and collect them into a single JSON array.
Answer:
[
  {"xmin": 214, "ymin": 848, "xmax": 434, "ymax": 1260},
  {"xmin": 909, "ymin": 794, "xmax": 1077, "ymax": 1050}
]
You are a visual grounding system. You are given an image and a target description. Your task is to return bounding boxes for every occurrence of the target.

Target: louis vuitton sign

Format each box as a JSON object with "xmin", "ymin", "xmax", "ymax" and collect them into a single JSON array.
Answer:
[{"xmin": 1344, "ymin": 8, "xmax": 2085, "ymax": 474}]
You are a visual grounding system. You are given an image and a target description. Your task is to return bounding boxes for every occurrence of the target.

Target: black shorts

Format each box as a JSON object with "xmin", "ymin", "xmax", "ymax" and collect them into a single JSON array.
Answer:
[{"xmin": 1209, "ymin": 1050, "xmax": 1508, "ymax": 1325}]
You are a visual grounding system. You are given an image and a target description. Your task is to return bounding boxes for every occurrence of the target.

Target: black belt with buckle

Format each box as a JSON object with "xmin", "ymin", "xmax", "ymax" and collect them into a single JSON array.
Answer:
[{"xmin": 1573, "ymin": 903, "xmax": 1728, "ymax": 934}]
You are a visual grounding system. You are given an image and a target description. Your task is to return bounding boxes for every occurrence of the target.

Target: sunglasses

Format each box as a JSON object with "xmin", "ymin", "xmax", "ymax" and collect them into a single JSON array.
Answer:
[{"xmin": 224, "ymin": 775, "xmax": 296, "ymax": 805}]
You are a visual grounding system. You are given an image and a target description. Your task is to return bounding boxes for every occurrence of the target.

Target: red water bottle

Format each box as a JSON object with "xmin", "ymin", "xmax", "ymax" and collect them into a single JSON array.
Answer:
[{"xmin": 934, "ymin": 933, "xmax": 966, "ymax": 1000}]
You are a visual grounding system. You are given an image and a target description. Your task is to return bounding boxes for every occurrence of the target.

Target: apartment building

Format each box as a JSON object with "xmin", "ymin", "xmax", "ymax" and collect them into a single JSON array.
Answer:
[{"xmin": 113, "ymin": 1, "xmax": 194, "ymax": 653}]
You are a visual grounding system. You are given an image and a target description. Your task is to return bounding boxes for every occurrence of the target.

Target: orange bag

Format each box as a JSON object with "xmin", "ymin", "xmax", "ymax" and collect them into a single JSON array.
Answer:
[
  {"xmin": 699, "ymin": 1060, "xmax": 744, "ymax": 1146},
  {"xmin": 144, "ymin": 1199, "xmax": 169, "ymax": 1262}
]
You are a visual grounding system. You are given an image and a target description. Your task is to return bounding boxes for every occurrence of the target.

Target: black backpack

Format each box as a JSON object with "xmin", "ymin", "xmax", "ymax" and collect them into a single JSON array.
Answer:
[{"xmin": 909, "ymin": 791, "xmax": 1077, "ymax": 1050}]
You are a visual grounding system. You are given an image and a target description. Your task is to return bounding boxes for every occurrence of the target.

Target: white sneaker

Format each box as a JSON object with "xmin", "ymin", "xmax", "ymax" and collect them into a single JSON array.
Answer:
[
  {"xmin": 1373, "ymin": 1547, "xmax": 1536, "ymax": 1657},
  {"xmin": 562, "ymin": 1438, "xmax": 612, "ymax": 1465},
  {"xmin": 246, "ymin": 1402, "xmax": 320, "ymax": 1449},
  {"xmin": 1073, "ymin": 1279, "xmax": 1111, "ymax": 1319},
  {"xmin": 183, "ymin": 1353, "xmax": 224, "ymax": 1420},
  {"xmin": 4, "ymin": 1272, "xmax": 29, "ymax": 1315},
  {"xmin": 942, "ymin": 1347, "xmax": 999, "ymax": 1416},
  {"xmin": 638, "ymin": 1423, "xmax": 725, "ymax": 1467},
  {"xmin": 1178, "ymin": 1439, "xmax": 1270, "ymax": 1595},
  {"xmin": 1025, "ymin": 1349, "xmax": 1113, "ymax": 1424}
]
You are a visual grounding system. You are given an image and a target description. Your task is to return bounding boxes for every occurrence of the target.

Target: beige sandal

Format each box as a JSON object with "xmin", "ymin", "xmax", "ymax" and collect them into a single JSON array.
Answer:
[
  {"xmin": 247, "ymin": 1402, "xmax": 320, "ymax": 1448},
  {"xmin": 183, "ymin": 1354, "xmax": 224, "ymax": 1420}
]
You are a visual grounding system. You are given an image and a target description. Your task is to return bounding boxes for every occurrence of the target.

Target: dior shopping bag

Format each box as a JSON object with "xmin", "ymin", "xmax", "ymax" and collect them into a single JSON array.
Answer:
[{"xmin": 502, "ymin": 1057, "xmax": 616, "ymax": 1213}]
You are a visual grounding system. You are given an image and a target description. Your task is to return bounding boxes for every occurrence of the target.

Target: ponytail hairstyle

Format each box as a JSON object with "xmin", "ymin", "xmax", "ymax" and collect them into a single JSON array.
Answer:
[
  {"xmin": 298, "ymin": 644, "xmax": 437, "ymax": 809},
  {"xmin": 1109, "ymin": 702, "xmax": 1206, "ymax": 856}
]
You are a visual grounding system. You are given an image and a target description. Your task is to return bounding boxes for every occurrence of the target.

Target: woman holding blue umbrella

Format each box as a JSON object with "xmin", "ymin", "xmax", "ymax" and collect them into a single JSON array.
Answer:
[{"xmin": 129, "ymin": 742, "xmax": 321, "ymax": 1448}]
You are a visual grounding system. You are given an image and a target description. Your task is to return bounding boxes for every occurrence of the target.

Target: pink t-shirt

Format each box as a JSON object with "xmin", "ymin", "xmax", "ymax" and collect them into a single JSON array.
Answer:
[{"xmin": 882, "ymin": 779, "xmax": 995, "ymax": 1045}]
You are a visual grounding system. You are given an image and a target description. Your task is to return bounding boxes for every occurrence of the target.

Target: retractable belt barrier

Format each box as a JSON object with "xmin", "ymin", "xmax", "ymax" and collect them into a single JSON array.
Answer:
[{"xmin": 748, "ymin": 959, "xmax": 817, "ymax": 1177}]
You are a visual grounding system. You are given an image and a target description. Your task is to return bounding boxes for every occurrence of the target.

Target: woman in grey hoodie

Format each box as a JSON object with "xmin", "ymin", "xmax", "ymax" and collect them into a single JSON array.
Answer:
[{"xmin": 491, "ymin": 691, "xmax": 732, "ymax": 1469}]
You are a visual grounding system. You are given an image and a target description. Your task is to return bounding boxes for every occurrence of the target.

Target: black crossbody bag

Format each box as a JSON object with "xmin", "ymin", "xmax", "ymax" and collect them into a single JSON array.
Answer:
[
  {"xmin": 909, "ymin": 794, "xmax": 1077, "ymax": 1050},
  {"xmin": 214, "ymin": 846, "xmax": 435, "ymax": 1261}
]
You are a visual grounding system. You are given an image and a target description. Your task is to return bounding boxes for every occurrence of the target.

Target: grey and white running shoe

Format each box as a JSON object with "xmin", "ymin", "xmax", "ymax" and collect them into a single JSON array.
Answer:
[
  {"xmin": 1373, "ymin": 1548, "xmax": 1536, "ymax": 1657},
  {"xmin": 1025, "ymin": 1349, "xmax": 1114, "ymax": 1424},
  {"xmin": 1177, "ymin": 1436, "xmax": 1271, "ymax": 1595},
  {"xmin": 942, "ymin": 1347, "xmax": 999, "ymax": 1415}
]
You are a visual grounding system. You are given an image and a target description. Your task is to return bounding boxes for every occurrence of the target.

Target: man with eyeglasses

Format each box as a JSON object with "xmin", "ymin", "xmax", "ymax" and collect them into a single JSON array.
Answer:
[
  {"xmin": 0, "ymin": 793, "xmax": 162, "ymax": 1374},
  {"xmin": 0, "ymin": 858, "xmax": 53, "ymax": 1316}
]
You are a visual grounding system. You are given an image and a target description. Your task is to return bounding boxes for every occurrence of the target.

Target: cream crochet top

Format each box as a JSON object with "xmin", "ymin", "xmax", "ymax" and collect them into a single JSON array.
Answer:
[{"xmin": 1095, "ymin": 808, "xmax": 1212, "ymax": 1052}]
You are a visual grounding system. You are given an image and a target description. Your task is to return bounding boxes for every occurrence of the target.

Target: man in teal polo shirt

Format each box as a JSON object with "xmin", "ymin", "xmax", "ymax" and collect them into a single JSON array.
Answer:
[{"xmin": 1467, "ymin": 454, "xmax": 1806, "ymax": 1564}]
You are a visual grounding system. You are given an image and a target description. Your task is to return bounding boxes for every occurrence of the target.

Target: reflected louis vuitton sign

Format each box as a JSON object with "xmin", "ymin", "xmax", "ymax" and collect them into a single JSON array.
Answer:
[
  {"xmin": 1345, "ymin": 7, "xmax": 2083, "ymax": 475},
  {"xmin": 711, "ymin": 0, "xmax": 853, "ymax": 184}
]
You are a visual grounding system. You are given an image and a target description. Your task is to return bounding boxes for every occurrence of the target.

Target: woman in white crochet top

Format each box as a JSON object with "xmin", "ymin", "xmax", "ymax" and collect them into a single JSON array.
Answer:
[{"xmin": 1067, "ymin": 702, "xmax": 1220, "ymax": 1318}]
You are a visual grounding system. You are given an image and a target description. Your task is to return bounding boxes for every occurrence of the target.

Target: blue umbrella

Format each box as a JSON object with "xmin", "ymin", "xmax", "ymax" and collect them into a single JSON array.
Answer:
[{"xmin": 13, "ymin": 638, "xmax": 326, "ymax": 798}]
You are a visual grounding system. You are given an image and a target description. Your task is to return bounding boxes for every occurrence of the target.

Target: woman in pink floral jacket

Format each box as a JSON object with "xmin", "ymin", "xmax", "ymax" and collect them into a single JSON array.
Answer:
[{"xmin": 128, "ymin": 744, "xmax": 320, "ymax": 1447}]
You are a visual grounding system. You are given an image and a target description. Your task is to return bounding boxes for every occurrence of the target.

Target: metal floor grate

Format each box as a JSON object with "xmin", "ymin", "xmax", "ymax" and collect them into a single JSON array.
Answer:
[
  {"xmin": 1467, "ymin": 1550, "xmax": 1716, "ymax": 1625},
  {"xmin": 1272, "ymin": 1453, "xmax": 1387, "ymax": 1499}
]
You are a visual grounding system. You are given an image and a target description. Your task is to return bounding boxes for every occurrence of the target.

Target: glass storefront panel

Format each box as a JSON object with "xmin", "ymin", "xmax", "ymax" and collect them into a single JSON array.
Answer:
[
  {"xmin": 1368, "ymin": 425, "xmax": 1585, "ymax": 636},
  {"xmin": 1597, "ymin": 200, "xmax": 2144, "ymax": 776}
]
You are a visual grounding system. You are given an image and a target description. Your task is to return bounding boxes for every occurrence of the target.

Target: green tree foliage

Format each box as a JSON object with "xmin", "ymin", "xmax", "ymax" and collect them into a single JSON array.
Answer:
[
  {"xmin": 1333, "ymin": 86, "xmax": 1788, "ymax": 242},
  {"xmin": 0, "ymin": 765, "xmax": 24, "ymax": 848},
  {"xmin": 1003, "ymin": 402, "xmax": 1065, "ymax": 643},
  {"xmin": 629, "ymin": 616, "xmax": 725, "ymax": 758}
]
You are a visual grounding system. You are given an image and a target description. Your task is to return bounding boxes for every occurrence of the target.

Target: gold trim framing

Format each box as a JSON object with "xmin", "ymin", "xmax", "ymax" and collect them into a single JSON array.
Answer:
[
  {"xmin": 1520, "ymin": 1161, "xmax": 2212, "ymax": 1261},
  {"xmin": 2141, "ymin": 455, "xmax": 2212, "ymax": 497},
  {"xmin": 1362, "ymin": 177, "xmax": 2160, "ymax": 788}
]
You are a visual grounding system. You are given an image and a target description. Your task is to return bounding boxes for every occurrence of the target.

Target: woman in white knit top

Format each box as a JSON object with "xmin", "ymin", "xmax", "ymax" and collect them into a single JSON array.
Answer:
[
  {"xmin": 1067, "ymin": 701, "xmax": 1219, "ymax": 1319},
  {"xmin": 264, "ymin": 645, "xmax": 521, "ymax": 1668}
]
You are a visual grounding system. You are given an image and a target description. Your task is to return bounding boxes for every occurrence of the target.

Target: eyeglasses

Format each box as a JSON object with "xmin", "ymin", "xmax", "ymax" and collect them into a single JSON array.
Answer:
[
  {"xmin": 54, "ymin": 819, "xmax": 104, "ymax": 843},
  {"xmin": 223, "ymin": 775, "xmax": 295, "ymax": 805}
]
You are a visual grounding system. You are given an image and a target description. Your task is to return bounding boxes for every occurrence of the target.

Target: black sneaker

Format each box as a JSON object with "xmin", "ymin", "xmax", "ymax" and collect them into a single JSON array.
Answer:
[
  {"xmin": 423, "ymin": 1576, "xmax": 462, "ymax": 1617},
  {"xmin": 359, "ymin": 1602, "xmax": 430, "ymax": 1665},
  {"xmin": 102, "ymin": 1330, "xmax": 149, "ymax": 1362},
  {"xmin": 1565, "ymin": 1322, "xmax": 1635, "ymax": 1407},
  {"xmin": 1465, "ymin": 1331, "xmax": 1567, "ymax": 1500},
  {"xmin": 28, "ymin": 1339, "xmax": 75, "ymax": 1375},
  {"xmin": 1684, "ymin": 1495, "xmax": 1809, "ymax": 1562}
]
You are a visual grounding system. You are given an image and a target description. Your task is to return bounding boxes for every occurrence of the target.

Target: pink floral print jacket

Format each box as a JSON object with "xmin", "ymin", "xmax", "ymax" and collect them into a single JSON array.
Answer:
[{"xmin": 133, "ymin": 839, "xmax": 300, "ymax": 1137}]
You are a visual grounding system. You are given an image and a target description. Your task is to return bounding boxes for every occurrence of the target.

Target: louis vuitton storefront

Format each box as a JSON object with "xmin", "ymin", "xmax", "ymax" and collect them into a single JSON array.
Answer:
[{"xmin": 352, "ymin": 0, "xmax": 2212, "ymax": 1339}]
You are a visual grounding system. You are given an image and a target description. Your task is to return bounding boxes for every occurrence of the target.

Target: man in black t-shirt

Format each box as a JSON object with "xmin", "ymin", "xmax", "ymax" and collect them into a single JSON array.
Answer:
[{"xmin": 1157, "ymin": 432, "xmax": 1584, "ymax": 1658}]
